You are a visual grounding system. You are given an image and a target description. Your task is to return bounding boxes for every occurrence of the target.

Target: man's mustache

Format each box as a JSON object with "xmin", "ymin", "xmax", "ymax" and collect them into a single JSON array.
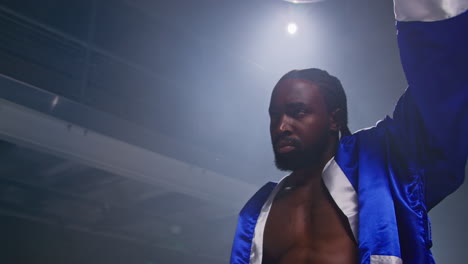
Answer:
[{"xmin": 273, "ymin": 136, "xmax": 302, "ymax": 149}]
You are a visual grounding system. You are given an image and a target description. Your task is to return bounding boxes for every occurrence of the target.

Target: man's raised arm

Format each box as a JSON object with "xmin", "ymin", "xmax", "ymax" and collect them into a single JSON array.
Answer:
[{"xmin": 390, "ymin": 0, "xmax": 467, "ymax": 208}]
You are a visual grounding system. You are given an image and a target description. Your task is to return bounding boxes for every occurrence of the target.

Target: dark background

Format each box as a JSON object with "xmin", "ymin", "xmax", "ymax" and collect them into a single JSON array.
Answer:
[{"xmin": 0, "ymin": 0, "xmax": 466, "ymax": 263}]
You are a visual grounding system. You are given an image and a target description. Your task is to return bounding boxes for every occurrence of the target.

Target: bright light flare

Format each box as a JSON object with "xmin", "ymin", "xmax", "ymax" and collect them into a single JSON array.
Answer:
[{"xmin": 287, "ymin": 23, "xmax": 298, "ymax": 35}]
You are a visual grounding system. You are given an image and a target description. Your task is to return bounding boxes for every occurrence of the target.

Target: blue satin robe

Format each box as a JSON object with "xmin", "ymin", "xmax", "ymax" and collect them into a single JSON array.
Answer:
[{"xmin": 230, "ymin": 9, "xmax": 468, "ymax": 264}]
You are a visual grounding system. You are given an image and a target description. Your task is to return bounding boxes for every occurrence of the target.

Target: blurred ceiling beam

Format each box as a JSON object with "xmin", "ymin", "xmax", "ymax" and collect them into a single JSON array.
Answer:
[
  {"xmin": 0, "ymin": 98, "xmax": 257, "ymax": 209},
  {"xmin": 40, "ymin": 160, "xmax": 82, "ymax": 177},
  {"xmin": 0, "ymin": 5, "xmax": 173, "ymax": 89}
]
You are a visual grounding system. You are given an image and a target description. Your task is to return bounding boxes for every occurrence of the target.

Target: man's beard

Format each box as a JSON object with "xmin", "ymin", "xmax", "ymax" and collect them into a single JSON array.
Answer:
[{"xmin": 272, "ymin": 135, "xmax": 328, "ymax": 172}]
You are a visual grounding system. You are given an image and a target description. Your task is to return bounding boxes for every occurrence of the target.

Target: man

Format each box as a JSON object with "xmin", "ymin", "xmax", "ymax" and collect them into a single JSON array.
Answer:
[{"xmin": 230, "ymin": 0, "xmax": 467, "ymax": 264}]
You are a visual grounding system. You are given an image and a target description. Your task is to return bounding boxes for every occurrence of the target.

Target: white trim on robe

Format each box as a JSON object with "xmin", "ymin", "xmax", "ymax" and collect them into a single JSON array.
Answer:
[
  {"xmin": 394, "ymin": 0, "xmax": 468, "ymax": 21},
  {"xmin": 371, "ymin": 255, "xmax": 403, "ymax": 264},
  {"xmin": 249, "ymin": 175, "xmax": 288, "ymax": 264},
  {"xmin": 322, "ymin": 158, "xmax": 359, "ymax": 241}
]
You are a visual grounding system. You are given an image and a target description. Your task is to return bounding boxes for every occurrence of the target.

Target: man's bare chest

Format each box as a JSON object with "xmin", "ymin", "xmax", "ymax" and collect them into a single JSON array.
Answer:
[{"xmin": 262, "ymin": 187, "xmax": 357, "ymax": 264}]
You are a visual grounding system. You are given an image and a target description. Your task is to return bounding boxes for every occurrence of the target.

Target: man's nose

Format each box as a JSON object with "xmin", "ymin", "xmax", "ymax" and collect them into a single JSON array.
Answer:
[{"xmin": 278, "ymin": 115, "xmax": 292, "ymax": 133}]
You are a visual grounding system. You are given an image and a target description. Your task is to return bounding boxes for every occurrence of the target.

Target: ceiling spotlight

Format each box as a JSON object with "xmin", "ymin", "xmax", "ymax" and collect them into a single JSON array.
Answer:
[{"xmin": 287, "ymin": 23, "xmax": 297, "ymax": 35}]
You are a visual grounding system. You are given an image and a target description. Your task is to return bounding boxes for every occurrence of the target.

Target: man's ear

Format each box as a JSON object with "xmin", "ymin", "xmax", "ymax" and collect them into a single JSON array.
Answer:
[{"xmin": 329, "ymin": 108, "xmax": 343, "ymax": 133}]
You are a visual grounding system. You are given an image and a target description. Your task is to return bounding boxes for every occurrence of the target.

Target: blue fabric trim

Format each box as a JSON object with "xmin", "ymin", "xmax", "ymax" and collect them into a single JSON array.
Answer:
[{"xmin": 230, "ymin": 182, "xmax": 277, "ymax": 264}]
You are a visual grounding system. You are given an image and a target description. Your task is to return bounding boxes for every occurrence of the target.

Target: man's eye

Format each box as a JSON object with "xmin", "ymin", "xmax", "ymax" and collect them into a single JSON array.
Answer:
[{"xmin": 292, "ymin": 109, "xmax": 306, "ymax": 117}]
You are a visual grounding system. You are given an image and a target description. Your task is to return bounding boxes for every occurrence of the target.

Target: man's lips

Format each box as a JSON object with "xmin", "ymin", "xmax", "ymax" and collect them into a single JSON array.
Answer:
[
  {"xmin": 277, "ymin": 145, "xmax": 296, "ymax": 153},
  {"xmin": 275, "ymin": 139, "xmax": 299, "ymax": 153}
]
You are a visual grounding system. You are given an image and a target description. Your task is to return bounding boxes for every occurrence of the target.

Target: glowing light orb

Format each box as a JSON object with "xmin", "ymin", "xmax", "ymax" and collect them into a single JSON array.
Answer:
[{"xmin": 287, "ymin": 23, "xmax": 298, "ymax": 35}]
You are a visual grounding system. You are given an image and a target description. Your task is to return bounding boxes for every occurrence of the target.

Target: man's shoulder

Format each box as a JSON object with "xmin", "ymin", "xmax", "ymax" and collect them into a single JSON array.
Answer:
[
  {"xmin": 239, "ymin": 182, "xmax": 277, "ymax": 216},
  {"xmin": 345, "ymin": 117, "xmax": 393, "ymax": 139},
  {"xmin": 338, "ymin": 116, "xmax": 396, "ymax": 152}
]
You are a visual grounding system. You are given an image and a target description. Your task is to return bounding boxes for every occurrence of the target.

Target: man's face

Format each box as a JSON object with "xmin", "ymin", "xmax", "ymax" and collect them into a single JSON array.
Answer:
[{"xmin": 269, "ymin": 79, "xmax": 331, "ymax": 171}]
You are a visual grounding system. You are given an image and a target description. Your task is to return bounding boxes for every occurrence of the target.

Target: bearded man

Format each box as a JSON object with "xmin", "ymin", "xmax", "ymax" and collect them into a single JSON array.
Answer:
[{"xmin": 230, "ymin": 0, "xmax": 468, "ymax": 264}]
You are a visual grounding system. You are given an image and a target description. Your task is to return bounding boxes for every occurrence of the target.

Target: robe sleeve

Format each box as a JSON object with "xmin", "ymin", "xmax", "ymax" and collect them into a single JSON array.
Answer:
[{"xmin": 388, "ymin": 1, "xmax": 467, "ymax": 209}]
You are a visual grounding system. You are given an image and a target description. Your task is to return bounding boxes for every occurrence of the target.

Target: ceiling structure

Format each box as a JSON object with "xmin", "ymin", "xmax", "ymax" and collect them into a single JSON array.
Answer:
[{"xmin": 0, "ymin": 0, "xmax": 466, "ymax": 263}]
